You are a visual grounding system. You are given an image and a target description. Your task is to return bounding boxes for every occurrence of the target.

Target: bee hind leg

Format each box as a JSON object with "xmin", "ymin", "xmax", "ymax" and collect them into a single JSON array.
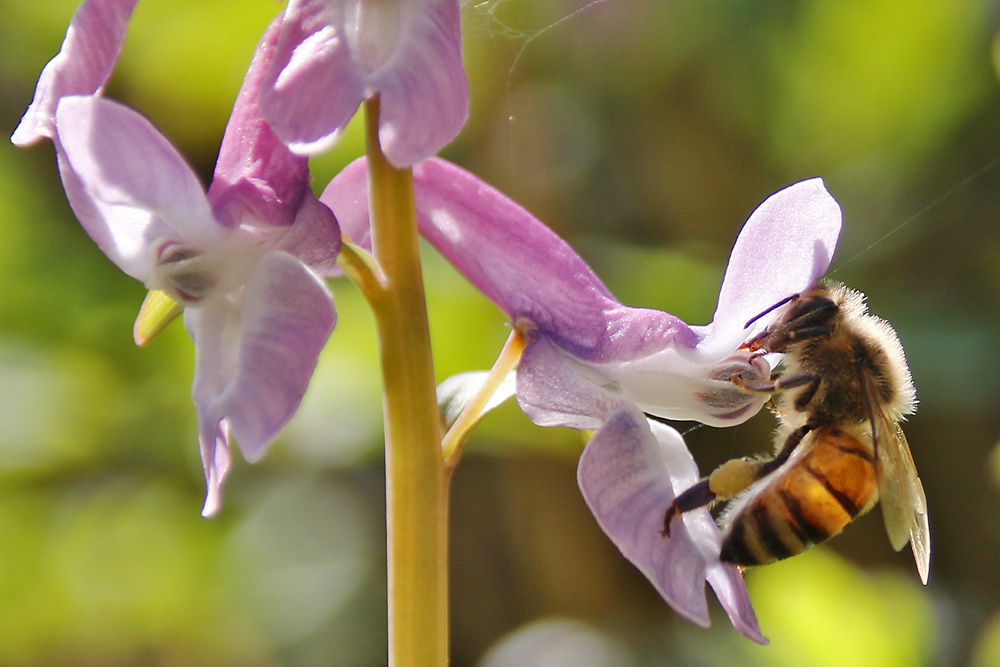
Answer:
[
  {"xmin": 661, "ymin": 480, "xmax": 715, "ymax": 537},
  {"xmin": 661, "ymin": 456, "xmax": 764, "ymax": 537},
  {"xmin": 756, "ymin": 422, "xmax": 815, "ymax": 478}
]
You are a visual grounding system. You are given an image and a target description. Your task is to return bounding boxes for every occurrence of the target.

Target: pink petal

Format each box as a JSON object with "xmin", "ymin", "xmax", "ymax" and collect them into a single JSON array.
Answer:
[
  {"xmin": 185, "ymin": 251, "xmax": 334, "ymax": 513},
  {"xmin": 274, "ymin": 192, "xmax": 343, "ymax": 276},
  {"xmin": 692, "ymin": 178, "xmax": 842, "ymax": 361},
  {"xmin": 515, "ymin": 337, "xmax": 625, "ymax": 430},
  {"xmin": 259, "ymin": 0, "xmax": 366, "ymax": 156},
  {"xmin": 54, "ymin": 146, "xmax": 165, "ymax": 282},
  {"xmin": 55, "ymin": 96, "xmax": 226, "ymax": 276},
  {"xmin": 217, "ymin": 251, "xmax": 336, "ymax": 462},
  {"xmin": 706, "ymin": 561, "xmax": 767, "ymax": 644},
  {"xmin": 323, "ymin": 157, "xmax": 696, "ymax": 357},
  {"xmin": 577, "ymin": 405, "xmax": 765, "ymax": 642},
  {"xmin": 260, "ymin": 0, "xmax": 467, "ymax": 165},
  {"xmin": 207, "ymin": 16, "xmax": 312, "ymax": 230},
  {"xmin": 321, "ymin": 156, "xmax": 372, "ymax": 253},
  {"xmin": 186, "ymin": 295, "xmax": 239, "ymax": 516},
  {"xmin": 407, "ymin": 158, "xmax": 624, "ymax": 352},
  {"xmin": 370, "ymin": 0, "xmax": 467, "ymax": 166},
  {"xmin": 11, "ymin": 0, "xmax": 139, "ymax": 146},
  {"xmin": 326, "ymin": 158, "xmax": 704, "ymax": 360},
  {"xmin": 199, "ymin": 417, "xmax": 232, "ymax": 518}
]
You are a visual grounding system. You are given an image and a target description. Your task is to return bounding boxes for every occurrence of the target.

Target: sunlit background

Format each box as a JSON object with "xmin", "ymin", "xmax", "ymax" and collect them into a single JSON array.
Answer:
[{"xmin": 2, "ymin": 0, "xmax": 1000, "ymax": 664}]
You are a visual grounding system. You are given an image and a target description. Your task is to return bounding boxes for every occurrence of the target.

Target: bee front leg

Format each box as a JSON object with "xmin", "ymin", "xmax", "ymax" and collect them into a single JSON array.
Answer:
[
  {"xmin": 780, "ymin": 373, "xmax": 821, "ymax": 411},
  {"xmin": 730, "ymin": 371, "xmax": 819, "ymax": 397}
]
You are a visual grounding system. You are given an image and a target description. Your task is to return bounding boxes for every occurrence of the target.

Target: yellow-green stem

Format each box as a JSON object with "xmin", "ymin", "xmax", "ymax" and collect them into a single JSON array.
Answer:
[{"xmin": 364, "ymin": 97, "xmax": 449, "ymax": 666}]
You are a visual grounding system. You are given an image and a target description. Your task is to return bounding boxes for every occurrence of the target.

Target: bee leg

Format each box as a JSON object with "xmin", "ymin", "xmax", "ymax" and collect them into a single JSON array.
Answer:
[
  {"xmin": 756, "ymin": 422, "xmax": 815, "ymax": 478},
  {"xmin": 779, "ymin": 373, "xmax": 821, "ymax": 411},
  {"xmin": 661, "ymin": 480, "xmax": 715, "ymax": 537},
  {"xmin": 661, "ymin": 455, "xmax": 766, "ymax": 537},
  {"xmin": 729, "ymin": 376, "xmax": 779, "ymax": 394},
  {"xmin": 730, "ymin": 371, "xmax": 819, "ymax": 400}
]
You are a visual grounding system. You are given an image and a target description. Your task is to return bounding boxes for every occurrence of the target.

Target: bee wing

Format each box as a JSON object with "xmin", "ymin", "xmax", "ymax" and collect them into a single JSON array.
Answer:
[{"xmin": 874, "ymin": 412, "xmax": 931, "ymax": 585}]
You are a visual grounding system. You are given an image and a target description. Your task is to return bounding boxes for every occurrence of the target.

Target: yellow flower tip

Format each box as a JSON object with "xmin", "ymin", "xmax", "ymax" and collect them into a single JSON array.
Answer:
[{"xmin": 133, "ymin": 289, "xmax": 182, "ymax": 346}]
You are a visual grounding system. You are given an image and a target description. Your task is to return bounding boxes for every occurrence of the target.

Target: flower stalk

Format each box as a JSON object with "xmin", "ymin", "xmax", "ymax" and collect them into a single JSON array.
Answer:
[
  {"xmin": 364, "ymin": 96, "xmax": 449, "ymax": 665},
  {"xmin": 442, "ymin": 329, "xmax": 526, "ymax": 468},
  {"xmin": 336, "ymin": 239, "xmax": 385, "ymax": 302}
]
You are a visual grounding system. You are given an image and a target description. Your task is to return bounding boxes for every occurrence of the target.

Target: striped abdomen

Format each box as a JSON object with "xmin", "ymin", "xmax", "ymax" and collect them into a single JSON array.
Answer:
[{"xmin": 720, "ymin": 427, "xmax": 878, "ymax": 567}]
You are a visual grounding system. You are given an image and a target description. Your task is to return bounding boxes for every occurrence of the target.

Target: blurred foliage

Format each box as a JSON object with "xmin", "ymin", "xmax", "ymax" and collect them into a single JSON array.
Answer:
[
  {"xmin": 746, "ymin": 549, "xmax": 934, "ymax": 666},
  {"xmin": 3, "ymin": 0, "xmax": 1000, "ymax": 665}
]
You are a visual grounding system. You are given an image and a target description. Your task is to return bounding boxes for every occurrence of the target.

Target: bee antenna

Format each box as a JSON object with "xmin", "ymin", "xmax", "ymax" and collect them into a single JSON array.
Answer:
[{"xmin": 744, "ymin": 293, "xmax": 800, "ymax": 330}]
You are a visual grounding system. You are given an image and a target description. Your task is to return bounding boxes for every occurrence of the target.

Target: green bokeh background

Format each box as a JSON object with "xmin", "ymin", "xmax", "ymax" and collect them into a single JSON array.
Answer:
[{"xmin": 2, "ymin": 0, "xmax": 1000, "ymax": 664}]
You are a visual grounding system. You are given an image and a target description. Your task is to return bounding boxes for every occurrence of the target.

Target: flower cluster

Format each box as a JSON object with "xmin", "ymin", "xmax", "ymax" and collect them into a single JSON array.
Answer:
[
  {"xmin": 12, "ymin": 0, "xmax": 468, "ymax": 515},
  {"xmin": 12, "ymin": 2, "xmax": 347, "ymax": 515},
  {"xmin": 15, "ymin": 0, "xmax": 844, "ymax": 642}
]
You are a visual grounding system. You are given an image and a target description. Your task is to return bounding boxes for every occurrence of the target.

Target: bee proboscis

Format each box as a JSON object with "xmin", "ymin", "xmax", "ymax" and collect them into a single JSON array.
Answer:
[{"xmin": 662, "ymin": 280, "xmax": 930, "ymax": 584}]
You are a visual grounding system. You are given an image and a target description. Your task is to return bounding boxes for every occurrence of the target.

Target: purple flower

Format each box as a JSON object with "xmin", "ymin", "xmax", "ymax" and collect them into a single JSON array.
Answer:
[
  {"xmin": 258, "ymin": 0, "xmax": 468, "ymax": 165},
  {"xmin": 321, "ymin": 157, "xmax": 841, "ymax": 638},
  {"xmin": 11, "ymin": 0, "xmax": 139, "ymax": 146},
  {"xmin": 17, "ymin": 17, "xmax": 341, "ymax": 516},
  {"xmin": 325, "ymin": 157, "xmax": 840, "ymax": 425}
]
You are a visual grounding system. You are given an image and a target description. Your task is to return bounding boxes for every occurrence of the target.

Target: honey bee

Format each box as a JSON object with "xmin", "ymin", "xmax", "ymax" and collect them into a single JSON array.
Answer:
[{"xmin": 662, "ymin": 280, "xmax": 930, "ymax": 583}]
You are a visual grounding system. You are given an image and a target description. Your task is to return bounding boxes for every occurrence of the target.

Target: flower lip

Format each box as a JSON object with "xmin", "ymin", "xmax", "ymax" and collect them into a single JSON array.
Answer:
[{"xmin": 692, "ymin": 399, "xmax": 757, "ymax": 423}]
